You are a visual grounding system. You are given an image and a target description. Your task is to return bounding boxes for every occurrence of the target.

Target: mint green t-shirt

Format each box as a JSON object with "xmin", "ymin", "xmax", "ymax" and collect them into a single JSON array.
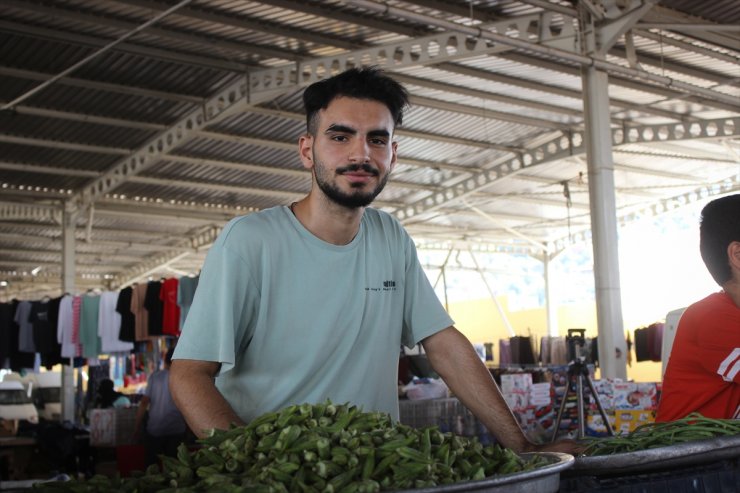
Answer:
[{"xmin": 173, "ymin": 206, "xmax": 453, "ymax": 423}]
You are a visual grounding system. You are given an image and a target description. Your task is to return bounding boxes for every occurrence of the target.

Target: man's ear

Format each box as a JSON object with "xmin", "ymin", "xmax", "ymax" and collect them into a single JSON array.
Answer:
[
  {"xmin": 389, "ymin": 140, "xmax": 398, "ymax": 173},
  {"xmin": 728, "ymin": 241, "xmax": 740, "ymax": 272},
  {"xmin": 298, "ymin": 133, "xmax": 314, "ymax": 170}
]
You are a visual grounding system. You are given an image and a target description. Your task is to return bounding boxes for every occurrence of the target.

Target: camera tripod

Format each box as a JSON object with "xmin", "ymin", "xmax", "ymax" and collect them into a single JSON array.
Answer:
[{"xmin": 550, "ymin": 330, "xmax": 615, "ymax": 441}]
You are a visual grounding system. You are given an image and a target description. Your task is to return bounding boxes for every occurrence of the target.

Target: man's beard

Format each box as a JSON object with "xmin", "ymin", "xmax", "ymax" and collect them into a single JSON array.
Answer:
[{"xmin": 313, "ymin": 152, "xmax": 390, "ymax": 209}]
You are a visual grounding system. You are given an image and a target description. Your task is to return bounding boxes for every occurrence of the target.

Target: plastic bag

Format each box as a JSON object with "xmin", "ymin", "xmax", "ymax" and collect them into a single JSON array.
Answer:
[{"xmin": 402, "ymin": 378, "xmax": 448, "ymax": 400}]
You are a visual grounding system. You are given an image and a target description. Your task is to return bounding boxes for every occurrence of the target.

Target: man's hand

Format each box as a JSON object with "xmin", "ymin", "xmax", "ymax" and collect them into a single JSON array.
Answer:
[{"xmin": 169, "ymin": 359, "xmax": 245, "ymax": 437}]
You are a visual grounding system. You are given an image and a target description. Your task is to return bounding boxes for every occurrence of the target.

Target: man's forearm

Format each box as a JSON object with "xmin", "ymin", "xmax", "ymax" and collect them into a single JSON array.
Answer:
[
  {"xmin": 170, "ymin": 360, "xmax": 245, "ymax": 438},
  {"xmin": 423, "ymin": 327, "xmax": 532, "ymax": 452}
]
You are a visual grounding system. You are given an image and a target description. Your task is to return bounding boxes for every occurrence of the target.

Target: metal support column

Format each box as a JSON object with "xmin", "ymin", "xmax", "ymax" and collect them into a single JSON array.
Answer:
[
  {"xmin": 580, "ymin": 6, "xmax": 628, "ymax": 379},
  {"xmin": 61, "ymin": 202, "xmax": 77, "ymax": 422},
  {"xmin": 543, "ymin": 249, "xmax": 559, "ymax": 337}
]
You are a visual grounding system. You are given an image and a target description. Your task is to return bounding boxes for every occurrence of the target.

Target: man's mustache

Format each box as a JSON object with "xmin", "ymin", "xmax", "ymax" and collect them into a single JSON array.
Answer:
[{"xmin": 336, "ymin": 163, "xmax": 379, "ymax": 176}]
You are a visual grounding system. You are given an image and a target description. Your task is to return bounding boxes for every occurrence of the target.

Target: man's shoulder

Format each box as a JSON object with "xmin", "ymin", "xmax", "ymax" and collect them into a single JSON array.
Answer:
[
  {"xmin": 219, "ymin": 206, "xmax": 290, "ymax": 242},
  {"xmin": 362, "ymin": 207, "xmax": 407, "ymax": 234},
  {"xmin": 686, "ymin": 292, "xmax": 736, "ymax": 315}
]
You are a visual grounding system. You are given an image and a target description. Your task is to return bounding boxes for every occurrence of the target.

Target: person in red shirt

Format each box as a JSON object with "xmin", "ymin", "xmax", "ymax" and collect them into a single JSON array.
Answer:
[{"xmin": 656, "ymin": 194, "xmax": 740, "ymax": 422}]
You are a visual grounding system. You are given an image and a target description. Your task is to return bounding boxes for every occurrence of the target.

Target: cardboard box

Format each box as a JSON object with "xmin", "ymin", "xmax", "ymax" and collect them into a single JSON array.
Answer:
[
  {"xmin": 613, "ymin": 382, "xmax": 658, "ymax": 410},
  {"xmin": 614, "ymin": 409, "xmax": 655, "ymax": 434},
  {"xmin": 89, "ymin": 407, "xmax": 138, "ymax": 447}
]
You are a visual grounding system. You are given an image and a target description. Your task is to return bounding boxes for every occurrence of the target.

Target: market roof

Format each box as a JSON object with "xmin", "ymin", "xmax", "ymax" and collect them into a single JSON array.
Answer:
[{"xmin": 0, "ymin": 0, "xmax": 738, "ymax": 298}]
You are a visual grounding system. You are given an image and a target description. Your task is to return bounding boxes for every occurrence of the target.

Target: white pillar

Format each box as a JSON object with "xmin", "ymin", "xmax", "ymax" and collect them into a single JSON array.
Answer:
[
  {"xmin": 61, "ymin": 202, "xmax": 77, "ymax": 422},
  {"xmin": 580, "ymin": 20, "xmax": 628, "ymax": 379},
  {"xmin": 543, "ymin": 250, "xmax": 559, "ymax": 337}
]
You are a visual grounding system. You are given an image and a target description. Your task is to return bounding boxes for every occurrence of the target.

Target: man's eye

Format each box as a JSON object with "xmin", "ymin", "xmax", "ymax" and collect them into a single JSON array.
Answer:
[
  {"xmin": 332, "ymin": 135, "xmax": 348, "ymax": 142},
  {"xmin": 370, "ymin": 138, "xmax": 388, "ymax": 146}
]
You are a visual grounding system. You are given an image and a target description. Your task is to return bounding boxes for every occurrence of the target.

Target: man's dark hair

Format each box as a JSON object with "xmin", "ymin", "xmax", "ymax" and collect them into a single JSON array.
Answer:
[
  {"xmin": 303, "ymin": 66, "xmax": 409, "ymax": 135},
  {"xmin": 699, "ymin": 193, "xmax": 740, "ymax": 285}
]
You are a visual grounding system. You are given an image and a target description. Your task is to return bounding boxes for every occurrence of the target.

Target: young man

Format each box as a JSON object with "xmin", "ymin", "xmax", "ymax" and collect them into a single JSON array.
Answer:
[
  {"xmin": 656, "ymin": 194, "xmax": 740, "ymax": 421},
  {"xmin": 170, "ymin": 67, "xmax": 580, "ymax": 454}
]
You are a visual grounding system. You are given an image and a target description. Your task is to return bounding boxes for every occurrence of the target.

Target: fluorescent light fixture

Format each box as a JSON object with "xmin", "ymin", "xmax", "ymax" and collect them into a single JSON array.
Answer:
[
  {"xmin": 31, "ymin": 266, "xmax": 42, "ymax": 276},
  {"xmin": 0, "ymin": 280, "xmax": 7, "ymax": 287}
]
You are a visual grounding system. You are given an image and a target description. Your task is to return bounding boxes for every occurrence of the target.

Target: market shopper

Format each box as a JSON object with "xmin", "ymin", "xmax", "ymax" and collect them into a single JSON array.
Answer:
[
  {"xmin": 656, "ymin": 193, "xmax": 740, "ymax": 422},
  {"xmin": 134, "ymin": 346, "xmax": 188, "ymax": 466},
  {"xmin": 170, "ymin": 67, "xmax": 581, "ymax": 455},
  {"xmin": 93, "ymin": 379, "xmax": 130, "ymax": 409}
]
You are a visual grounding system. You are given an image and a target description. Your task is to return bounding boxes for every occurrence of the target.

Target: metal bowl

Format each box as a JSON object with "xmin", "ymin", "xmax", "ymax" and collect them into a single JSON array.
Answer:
[
  {"xmin": 394, "ymin": 452, "xmax": 575, "ymax": 493},
  {"xmin": 571, "ymin": 433, "xmax": 740, "ymax": 476}
]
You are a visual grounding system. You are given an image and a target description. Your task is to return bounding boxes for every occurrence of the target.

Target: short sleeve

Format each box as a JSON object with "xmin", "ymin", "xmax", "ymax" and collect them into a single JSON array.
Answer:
[{"xmin": 173, "ymin": 238, "xmax": 260, "ymax": 375}]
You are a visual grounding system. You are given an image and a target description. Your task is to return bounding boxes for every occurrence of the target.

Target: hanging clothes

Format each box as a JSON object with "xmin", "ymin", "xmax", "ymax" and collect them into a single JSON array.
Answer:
[
  {"xmin": 58, "ymin": 294, "xmax": 80, "ymax": 359},
  {"xmin": 115, "ymin": 286, "xmax": 136, "ymax": 343},
  {"xmin": 647, "ymin": 322, "xmax": 664, "ymax": 362},
  {"xmin": 144, "ymin": 280, "xmax": 164, "ymax": 337},
  {"xmin": 160, "ymin": 278, "xmax": 181, "ymax": 336},
  {"xmin": 1, "ymin": 301, "xmax": 35, "ymax": 371},
  {"xmin": 177, "ymin": 275, "xmax": 199, "ymax": 331},
  {"xmin": 130, "ymin": 283, "xmax": 150, "ymax": 342},
  {"xmin": 0, "ymin": 302, "xmax": 13, "ymax": 368},
  {"xmin": 499, "ymin": 339, "xmax": 512, "ymax": 366},
  {"xmin": 99, "ymin": 291, "xmax": 134, "ymax": 354},
  {"xmin": 30, "ymin": 296, "xmax": 63, "ymax": 369},
  {"xmin": 634, "ymin": 327, "xmax": 651, "ymax": 362},
  {"xmin": 14, "ymin": 300, "xmax": 35, "ymax": 354},
  {"xmin": 510, "ymin": 336, "xmax": 536, "ymax": 365},
  {"xmin": 550, "ymin": 337, "xmax": 568, "ymax": 365},
  {"xmin": 80, "ymin": 293, "xmax": 102, "ymax": 359}
]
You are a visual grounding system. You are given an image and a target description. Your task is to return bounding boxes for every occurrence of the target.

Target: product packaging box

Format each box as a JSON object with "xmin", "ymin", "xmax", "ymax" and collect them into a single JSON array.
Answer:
[{"xmin": 614, "ymin": 409, "xmax": 655, "ymax": 434}]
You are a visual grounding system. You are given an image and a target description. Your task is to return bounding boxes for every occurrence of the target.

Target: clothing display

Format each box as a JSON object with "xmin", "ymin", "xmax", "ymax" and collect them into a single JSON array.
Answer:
[
  {"xmin": 656, "ymin": 291, "xmax": 740, "ymax": 422},
  {"xmin": 1, "ymin": 275, "xmax": 201, "ymax": 371},
  {"xmin": 175, "ymin": 206, "xmax": 454, "ymax": 423}
]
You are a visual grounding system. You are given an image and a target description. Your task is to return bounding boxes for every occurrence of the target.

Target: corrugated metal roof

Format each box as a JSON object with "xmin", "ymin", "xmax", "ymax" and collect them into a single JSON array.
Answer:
[{"xmin": 0, "ymin": 0, "xmax": 738, "ymax": 297}]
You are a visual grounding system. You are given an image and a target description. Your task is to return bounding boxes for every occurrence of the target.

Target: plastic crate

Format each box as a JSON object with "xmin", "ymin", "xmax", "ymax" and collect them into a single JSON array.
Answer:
[
  {"xmin": 398, "ymin": 398, "xmax": 494, "ymax": 444},
  {"xmin": 560, "ymin": 457, "xmax": 740, "ymax": 493}
]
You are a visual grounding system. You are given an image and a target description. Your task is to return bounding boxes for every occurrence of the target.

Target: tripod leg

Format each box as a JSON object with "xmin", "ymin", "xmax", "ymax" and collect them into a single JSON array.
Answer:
[
  {"xmin": 583, "ymin": 374, "xmax": 615, "ymax": 436},
  {"xmin": 550, "ymin": 375, "xmax": 573, "ymax": 443},
  {"xmin": 575, "ymin": 375, "xmax": 587, "ymax": 439}
]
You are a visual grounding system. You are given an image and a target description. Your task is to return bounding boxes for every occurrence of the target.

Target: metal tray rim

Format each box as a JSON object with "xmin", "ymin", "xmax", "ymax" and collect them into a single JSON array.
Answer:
[
  {"xmin": 571, "ymin": 433, "xmax": 740, "ymax": 476},
  {"xmin": 394, "ymin": 451, "xmax": 575, "ymax": 492}
]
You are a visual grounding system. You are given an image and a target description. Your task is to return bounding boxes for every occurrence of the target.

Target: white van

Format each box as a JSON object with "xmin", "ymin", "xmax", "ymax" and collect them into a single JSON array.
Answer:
[
  {"xmin": 0, "ymin": 381, "xmax": 39, "ymax": 434},
  {"xmin": 2, "ymin": 371, "xmax": 64, "ymax": 421},
  {"xmin": 32, "ymin": 372, "xmax": 63, "ymax": 421}
]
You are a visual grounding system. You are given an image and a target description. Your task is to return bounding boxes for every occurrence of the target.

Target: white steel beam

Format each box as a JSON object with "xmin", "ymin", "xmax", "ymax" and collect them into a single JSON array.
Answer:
[
  {"xmin": 394, "ymin": 116, "xmax": 740, "ymax": 222},
  {"xmin": 344, "ymin": 0, "xmax": 739, "ymax": 109}
]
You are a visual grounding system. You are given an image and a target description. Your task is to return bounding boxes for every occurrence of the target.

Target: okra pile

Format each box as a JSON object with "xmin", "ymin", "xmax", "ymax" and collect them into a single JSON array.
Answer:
[
  {"xmin": 583, "ymin": 413, "xmax": 740, "ymax": 456},
  {"xmin": 36, "ymin": 401, "xmax": 544, "ymax": 492}
]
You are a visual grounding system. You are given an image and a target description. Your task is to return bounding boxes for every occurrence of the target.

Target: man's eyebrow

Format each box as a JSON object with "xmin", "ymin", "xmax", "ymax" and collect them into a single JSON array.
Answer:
[
  {"xmin": 325, "ymin": 124, "xmax": 356, "ymax": 134},
  {"xmin": 367, "ymin": 129, "xmax": 391, "ymax": 139},
  {"xmin": 324, "ymin": 124, "xmax": 391, "ymax": 139}
]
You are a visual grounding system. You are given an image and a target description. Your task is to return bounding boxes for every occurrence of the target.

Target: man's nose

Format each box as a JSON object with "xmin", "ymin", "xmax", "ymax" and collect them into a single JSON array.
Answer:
[{"xmin": 348, "ymin": 139, "xmax": 371, "ymax": 163}]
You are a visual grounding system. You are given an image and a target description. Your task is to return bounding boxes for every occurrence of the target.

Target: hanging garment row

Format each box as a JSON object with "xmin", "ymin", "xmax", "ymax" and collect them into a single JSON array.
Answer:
[
  {"xmin": 498, "ymin": 335, "xmax": 600, "ymax": 367},
  {"xmin": 0, "ymin": 275, "xmax": 199, "ymax": 372}
]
